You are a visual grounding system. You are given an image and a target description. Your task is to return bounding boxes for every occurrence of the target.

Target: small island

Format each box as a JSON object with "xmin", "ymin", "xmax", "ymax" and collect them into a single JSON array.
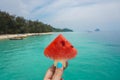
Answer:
[
  {"xmin": 94, "ymin": 28, "xmax": 100, "ymax": 32},
  {"xmin": 61, "ymin": 28, "xmax": 73, "ymax": 32}
]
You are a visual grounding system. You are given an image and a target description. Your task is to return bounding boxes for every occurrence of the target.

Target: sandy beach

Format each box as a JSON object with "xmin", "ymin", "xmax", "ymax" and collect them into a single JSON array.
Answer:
[{"xmin": 0, "ymin": 32, "xmax": 54, "ymax": 40}]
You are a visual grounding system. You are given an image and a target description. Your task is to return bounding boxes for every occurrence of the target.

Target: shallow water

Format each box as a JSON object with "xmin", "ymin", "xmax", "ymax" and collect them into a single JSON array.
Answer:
[{"xmin": 0, "ymin": 31, "xmax": 120, "ymax": 80}]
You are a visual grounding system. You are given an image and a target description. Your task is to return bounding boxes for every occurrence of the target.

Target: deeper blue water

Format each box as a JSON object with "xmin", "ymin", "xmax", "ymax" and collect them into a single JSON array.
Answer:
[{"xmin": 0, "ymin": 31, "xmax": 120, "ymax": 80}]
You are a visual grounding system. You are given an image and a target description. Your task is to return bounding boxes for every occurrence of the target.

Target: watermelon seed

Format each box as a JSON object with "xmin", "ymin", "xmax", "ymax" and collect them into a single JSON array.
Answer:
[
  {"xmin": 71, "ymin": 45, "xmax": 74, "ymax": 48},
  {"xmin": 61, "ymin": 41, "xmax": 65, "ymax": 46}
]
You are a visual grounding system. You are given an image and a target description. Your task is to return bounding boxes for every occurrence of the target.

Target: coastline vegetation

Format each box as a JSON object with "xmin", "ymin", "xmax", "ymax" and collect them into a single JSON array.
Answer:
[{"xmin": 0, "ymin": 10, "xmax": 72, "ymax": 34}]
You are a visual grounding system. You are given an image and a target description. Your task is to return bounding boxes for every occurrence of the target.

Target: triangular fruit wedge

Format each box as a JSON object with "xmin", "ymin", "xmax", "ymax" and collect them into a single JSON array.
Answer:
[{"xmin": 44, "ymin": 34, "xmax": 77, "ymax": 67}]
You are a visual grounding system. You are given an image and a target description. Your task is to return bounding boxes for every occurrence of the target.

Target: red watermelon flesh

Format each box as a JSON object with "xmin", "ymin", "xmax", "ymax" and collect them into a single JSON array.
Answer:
[{"xmin": 44, "ymin": 34, "xmax": 77, "ymax": 60}]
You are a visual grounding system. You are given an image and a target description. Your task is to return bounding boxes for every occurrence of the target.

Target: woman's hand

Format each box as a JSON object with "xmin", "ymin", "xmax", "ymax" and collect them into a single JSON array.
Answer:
[{"xmin": 44, "ymin": 62, "xmax": 68, "ymax": 80}]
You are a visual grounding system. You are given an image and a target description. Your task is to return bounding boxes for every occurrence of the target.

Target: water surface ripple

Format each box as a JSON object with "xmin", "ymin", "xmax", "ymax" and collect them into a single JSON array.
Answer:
[{"xmin": 0, "ymin": 32, "xmax": 120, "ymax": 80}]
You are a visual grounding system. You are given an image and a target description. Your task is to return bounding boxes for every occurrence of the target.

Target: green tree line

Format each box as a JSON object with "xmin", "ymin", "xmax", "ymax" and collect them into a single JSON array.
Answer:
[{"xmin": 0, "ymin": 11, "xmax": 72, "ymax": 34}]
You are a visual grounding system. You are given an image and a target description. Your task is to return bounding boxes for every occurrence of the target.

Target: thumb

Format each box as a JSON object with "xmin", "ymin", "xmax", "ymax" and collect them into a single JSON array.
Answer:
[{"xmin": 52, "ymin": 62, "xmax": 64, "ymax": 80}]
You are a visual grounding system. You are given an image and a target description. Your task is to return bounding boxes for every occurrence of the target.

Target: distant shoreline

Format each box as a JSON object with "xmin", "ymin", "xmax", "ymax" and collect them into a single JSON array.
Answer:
[{"xmin": 0, "ymin": 32, "xmax": 54, "ymax": 40}]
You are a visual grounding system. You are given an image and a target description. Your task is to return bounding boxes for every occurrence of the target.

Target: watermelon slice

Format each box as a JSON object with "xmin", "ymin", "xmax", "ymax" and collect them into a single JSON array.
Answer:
[{"xmin": 44, "ymin": 34, "xmax": 77, "ymax": 67}]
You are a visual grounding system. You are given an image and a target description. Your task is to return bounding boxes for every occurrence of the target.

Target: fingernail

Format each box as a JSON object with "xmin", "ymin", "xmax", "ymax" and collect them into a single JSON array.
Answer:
[{"xmin": 56, "ymin": 62, "xmax": 63, "ymax": 68}]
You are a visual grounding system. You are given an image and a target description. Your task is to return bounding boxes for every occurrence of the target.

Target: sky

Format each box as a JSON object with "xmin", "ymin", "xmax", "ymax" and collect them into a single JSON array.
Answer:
[{"xmin": 0, "ymin": 0, "xmax": 120, "ymax": 31}]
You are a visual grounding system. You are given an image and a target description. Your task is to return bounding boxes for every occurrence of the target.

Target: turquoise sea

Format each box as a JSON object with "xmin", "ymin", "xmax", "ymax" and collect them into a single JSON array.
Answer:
[{"xmin": 0, "ymin": 31, "xmax": 120, "ymax": 80}]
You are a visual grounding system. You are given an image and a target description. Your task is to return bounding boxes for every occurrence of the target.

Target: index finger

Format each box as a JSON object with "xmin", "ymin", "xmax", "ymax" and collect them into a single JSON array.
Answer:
[{"xmin": 52, "ymin": 62, "xmax": 64, "ymax": 80}]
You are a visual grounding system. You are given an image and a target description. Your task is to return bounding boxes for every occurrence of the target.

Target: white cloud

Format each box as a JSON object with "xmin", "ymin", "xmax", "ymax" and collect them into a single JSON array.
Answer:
[
  {"xmin": 41, "ymin": 1, "xmax": 120, "ymax": 31},
  {"xmin": 0, "ymin": 0, "xmax": 49, "ymax": 17},
  {"xmin": 0, "ymin": 0, "xmax": 23, "ymax": 15},
  {"xmin": 0, "ymin": 0, "xmax": 120, "ymax": 31},
  {"xmin": 51, "ymin": 2, "xmax": 120, "ymax": 21}
]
